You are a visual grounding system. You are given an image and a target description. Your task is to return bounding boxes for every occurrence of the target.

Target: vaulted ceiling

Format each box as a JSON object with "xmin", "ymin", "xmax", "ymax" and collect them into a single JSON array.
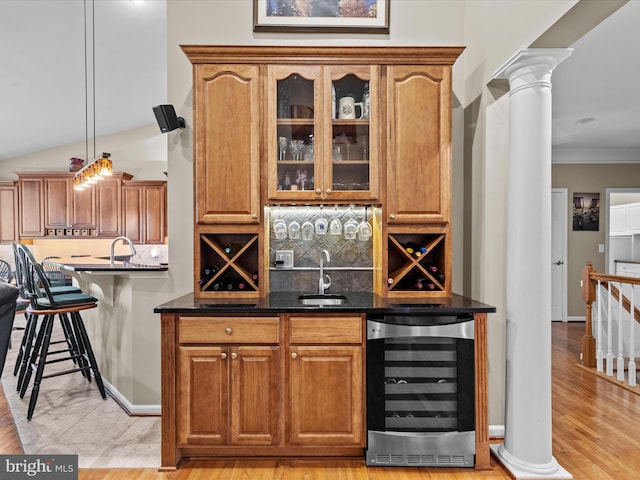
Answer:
[{"xmin": 1, "ymin": 0, "xmax": 638, "ymax": 163}]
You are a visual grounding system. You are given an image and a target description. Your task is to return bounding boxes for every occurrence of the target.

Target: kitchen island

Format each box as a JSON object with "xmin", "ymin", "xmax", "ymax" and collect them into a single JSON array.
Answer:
[
  {"xmin": 154, "ymin": 293, "xmax": 495, "ymax": 470},
  {"xmin": 49, "ymin": 257, "xmax": 169, "ymax": 413}
]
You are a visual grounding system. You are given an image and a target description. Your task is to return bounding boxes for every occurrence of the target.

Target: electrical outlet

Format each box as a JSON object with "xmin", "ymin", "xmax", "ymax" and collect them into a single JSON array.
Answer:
[{"xmin": 275, "ymin": 250, "xmax": 294, "ymax": 269}]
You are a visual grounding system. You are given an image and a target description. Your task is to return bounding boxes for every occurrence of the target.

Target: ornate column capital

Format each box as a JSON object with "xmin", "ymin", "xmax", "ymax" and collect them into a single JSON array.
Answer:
[{"xmin": 493, "ymin": 48, "xmax": 573, "ymax": 94}]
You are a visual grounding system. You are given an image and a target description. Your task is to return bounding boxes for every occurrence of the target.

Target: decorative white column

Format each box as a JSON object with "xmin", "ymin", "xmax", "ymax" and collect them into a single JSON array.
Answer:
[{"xmin": 491, "ymin": 49, "xmax": 573, "ymax": 479}]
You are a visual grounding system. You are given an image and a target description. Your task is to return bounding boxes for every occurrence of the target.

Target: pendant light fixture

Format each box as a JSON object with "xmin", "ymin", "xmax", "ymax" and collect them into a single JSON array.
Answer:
[{"xmin": 73, "ymin": 0, "xmax": 112, "ymax": 191}]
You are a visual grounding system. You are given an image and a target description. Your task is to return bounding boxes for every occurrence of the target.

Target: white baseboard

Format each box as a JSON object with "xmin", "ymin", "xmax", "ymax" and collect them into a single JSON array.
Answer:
[
  {"xmin": 102, "ymin": 379, "xmax": 161, "ymax": 416},
  {"xmin": 567, "ymin": 316, "xmax": 586, "ymax": 322}
]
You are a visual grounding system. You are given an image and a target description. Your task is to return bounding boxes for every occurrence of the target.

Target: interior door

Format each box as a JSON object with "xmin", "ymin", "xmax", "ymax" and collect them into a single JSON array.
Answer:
[{"xmin": 551, "ymin": 189, "xmax": 568, "ymax": 322}]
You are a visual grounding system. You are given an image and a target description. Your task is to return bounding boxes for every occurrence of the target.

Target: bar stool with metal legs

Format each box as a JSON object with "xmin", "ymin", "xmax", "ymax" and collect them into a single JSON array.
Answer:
[{"xmin": 16, "ymin": 243, "xmax": 106, "ymax": 420}]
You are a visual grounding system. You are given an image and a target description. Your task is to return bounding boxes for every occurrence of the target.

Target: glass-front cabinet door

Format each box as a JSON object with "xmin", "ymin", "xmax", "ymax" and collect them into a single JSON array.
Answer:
[
  {"xmin": 267, "ymin": 66, "xmax": 322, "ymax": 201},
  {"xmin": 324, "ymin": 65, "xmax": 378, "ymax": 201},
  {"xmin": 267, "ymin": 65, "xmax": 378, "ymax": 202}
]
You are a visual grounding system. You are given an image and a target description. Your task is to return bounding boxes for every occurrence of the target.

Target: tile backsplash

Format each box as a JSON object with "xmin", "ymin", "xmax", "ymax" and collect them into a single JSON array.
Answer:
[{"xmin": 268, "ymin": 205, "xmax": 376, "ymax": 293}]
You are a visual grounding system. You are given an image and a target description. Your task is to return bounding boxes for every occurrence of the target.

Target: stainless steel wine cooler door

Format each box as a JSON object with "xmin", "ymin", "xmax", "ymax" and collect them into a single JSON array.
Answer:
[{"xmin": 366, "ymin": 316, "xmax": 475, "ymax": 467}]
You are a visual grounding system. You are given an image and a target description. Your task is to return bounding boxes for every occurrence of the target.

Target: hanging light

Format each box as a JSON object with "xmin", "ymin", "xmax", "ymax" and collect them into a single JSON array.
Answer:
[
  {"xmin": 74, "ymin": 153, "xmax": 112, "ymax": 190},
  {"xmin": 73, "ymin": 1, "xmax": 114, "ymax": 191}
]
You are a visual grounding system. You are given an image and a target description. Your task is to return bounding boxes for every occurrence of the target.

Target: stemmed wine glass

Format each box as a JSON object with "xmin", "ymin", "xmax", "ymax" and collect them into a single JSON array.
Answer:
[{"xmin": 278, "ymin": 136, "xmax": 288, "ymax": 161}]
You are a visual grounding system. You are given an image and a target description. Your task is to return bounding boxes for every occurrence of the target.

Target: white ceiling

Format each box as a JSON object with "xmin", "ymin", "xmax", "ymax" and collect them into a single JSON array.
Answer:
[
  {"xmin": 551, "ymin": 0, "xmax": 640, "ymax": 161},
  {"xmin": 0, "ymin": 0, "xmax": 166, "ymax": 162},
  {"xmin": 0, "ymin": 0, "xmax": 638, "ymax": 163}
]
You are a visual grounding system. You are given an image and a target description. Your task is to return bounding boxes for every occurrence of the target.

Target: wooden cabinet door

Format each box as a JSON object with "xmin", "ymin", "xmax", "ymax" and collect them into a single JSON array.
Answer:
[
  {"xmin": 0, "ymin": 182, "xmax": 18, "ymax": 244},
  {"xmin": 178, "ymin": 346, "xmax": 227, "ymax": 446},
  {"xmin": 123, "ymin": 185, "xmax": 143, "ymax": 243},
  {"xmin": 230, "ymin": 346, "xmax": 280, "ymax": 445},
  {"xmin": 123, "ymin": 182, "xmax": 166, "ymax": 244},
  {"xmin": 72, "ymin": 184, "xmax": 96, "ymax": 228},
  {"xmin": 143, "ymin": 182, "xmax": 166, "ymax": 244},
  {"xmin": 195, "ymin": 64, "xmax": 260, "ymax": 224},
  {"xmin": 44, "ymin": 176, "xmax": 72, "ymax": 228},
  {"xmin": 386, "ymin": 65, "xmax": 452, "ymax": 224},
  {"xmin": 95, "ymin": 173, "xmax": 130, "ymax": 237},
  {"xmin": 288, "ymin": 345, "xmax": 363, "ymax": 446},
  {"xmin": 18, "ymin": 176, "xmax": 44, "ymax": 237}
]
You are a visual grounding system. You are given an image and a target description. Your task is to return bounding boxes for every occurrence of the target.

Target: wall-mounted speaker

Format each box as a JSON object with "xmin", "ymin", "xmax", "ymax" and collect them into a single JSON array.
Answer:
[{"xmin": 153, "ymin": 104, "xmax": 185, "ymax": 133}]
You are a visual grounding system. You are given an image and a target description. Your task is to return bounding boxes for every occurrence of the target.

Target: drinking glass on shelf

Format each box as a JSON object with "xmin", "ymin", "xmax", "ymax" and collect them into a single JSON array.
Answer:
[
  {"xmin": 290, "ymin": 140, "xmax": 304, "ymax": 161},
  {"xmin": 357, "ymin": 135, "xmax": 369, "ymax": 160},
  {"xmin": 278, "ymin": 137, "xmax": 288, "ymax": 161}
]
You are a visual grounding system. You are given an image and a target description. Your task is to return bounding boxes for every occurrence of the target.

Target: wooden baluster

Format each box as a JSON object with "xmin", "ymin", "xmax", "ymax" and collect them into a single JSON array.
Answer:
[{"xmin": 582, "ymin": 262, "xmax": 596, "ymax": 367}]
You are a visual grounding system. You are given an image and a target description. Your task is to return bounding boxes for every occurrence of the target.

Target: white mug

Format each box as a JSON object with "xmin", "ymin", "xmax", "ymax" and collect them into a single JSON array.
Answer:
[{"xmin": 338, "ymin": 97, "xmax": 363, "ymax": 119}]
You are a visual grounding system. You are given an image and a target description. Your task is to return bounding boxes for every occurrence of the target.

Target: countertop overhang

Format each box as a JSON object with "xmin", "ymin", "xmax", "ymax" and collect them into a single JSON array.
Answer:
[
  {"xmin": 154, "ymin": 292, "xmax": 496, "ymax": 315},
  {"xmin": 47, "ymin": 257, "xmax": 169, "ymax": 273}
]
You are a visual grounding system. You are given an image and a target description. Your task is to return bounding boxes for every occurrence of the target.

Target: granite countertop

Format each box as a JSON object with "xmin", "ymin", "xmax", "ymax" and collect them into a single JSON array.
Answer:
[
  {"xmin": 47, "ymin": 257, "xmax": 169, "ymax": 272},
  {"xmin": 154, "ymin": 291, "xmax": 496, "ymax": 315}
]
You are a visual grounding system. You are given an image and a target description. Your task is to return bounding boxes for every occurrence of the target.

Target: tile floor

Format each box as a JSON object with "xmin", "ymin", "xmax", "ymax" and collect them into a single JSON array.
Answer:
[{"xmin": 1, "ymin": 314, "xmax": 161, "ymax": 468}]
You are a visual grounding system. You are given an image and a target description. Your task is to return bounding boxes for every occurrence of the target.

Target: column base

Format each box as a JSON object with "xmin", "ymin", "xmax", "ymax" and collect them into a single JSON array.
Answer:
[{"xmin": 490, "ymin": 444, "xmax": 572, "ymax": 479}]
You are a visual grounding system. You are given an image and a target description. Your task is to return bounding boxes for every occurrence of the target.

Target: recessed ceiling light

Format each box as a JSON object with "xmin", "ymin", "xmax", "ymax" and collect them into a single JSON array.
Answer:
[{"xmin": 575, "ymin": 117, "xmax": 595, "ymax": 125}]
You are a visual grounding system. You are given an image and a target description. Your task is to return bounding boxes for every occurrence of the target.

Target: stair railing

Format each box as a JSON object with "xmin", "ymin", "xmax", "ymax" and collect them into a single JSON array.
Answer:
[{"xmin": 582, "ymin": 262, "xmax": 640, "ymax": 387}]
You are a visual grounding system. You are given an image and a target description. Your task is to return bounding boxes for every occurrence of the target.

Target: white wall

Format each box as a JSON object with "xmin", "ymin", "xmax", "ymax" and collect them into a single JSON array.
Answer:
[
  {"xmin": 165, "ymin": 0, "xmax": 615, "ymax": 427},
  {"xmin": 0, "ymin": 124, "xmax": 167, "ymax": 181}
]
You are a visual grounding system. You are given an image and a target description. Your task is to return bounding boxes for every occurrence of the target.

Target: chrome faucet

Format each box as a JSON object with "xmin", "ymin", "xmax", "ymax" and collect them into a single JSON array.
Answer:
[
  {"xmin": 110, "ymin": 236, "xmax": 136, "ymax": 266},
  {"xmin": 318, "ymin": 249, "xmax": 331, "ymax": 295}
]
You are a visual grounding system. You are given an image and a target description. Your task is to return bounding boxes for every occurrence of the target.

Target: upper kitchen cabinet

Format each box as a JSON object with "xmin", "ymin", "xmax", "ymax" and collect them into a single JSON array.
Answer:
[
  {"xmin": 193, "ymin": 64, "xmax": 261, "ymax": 224},
  {"xmin": 386, "ymin": 65, "xmax": 453, "ymax": 224},
  {"xmin": 95, "ymin": 172, "xmax": 132, "ymax": 237},
  {"xmin": 17, "ymin": 174, "xmax": 45, "ymax": 237},
  {"xmin": 0, "ymin": 182, "xmax": 19, "ymax": 244},
  {"xmin": 267, "ymin": 65, "xmax": 379, "ymax": 202},
  {"xmin": 123, "ymin": 181, "xmax": 167, "ymax": 244}
]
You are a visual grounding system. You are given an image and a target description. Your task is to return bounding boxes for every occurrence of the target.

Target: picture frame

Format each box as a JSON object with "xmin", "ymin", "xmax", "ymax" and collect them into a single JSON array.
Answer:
[{"xmin": 253, "ymin": 0, "xmax": 389, "ymax": 34}]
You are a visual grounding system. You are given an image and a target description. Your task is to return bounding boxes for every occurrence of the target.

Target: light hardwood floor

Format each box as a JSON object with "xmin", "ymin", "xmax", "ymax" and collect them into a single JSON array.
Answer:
[{"xmin": 2, "ymin": 322, "xmax": 639, "ymax": 479}]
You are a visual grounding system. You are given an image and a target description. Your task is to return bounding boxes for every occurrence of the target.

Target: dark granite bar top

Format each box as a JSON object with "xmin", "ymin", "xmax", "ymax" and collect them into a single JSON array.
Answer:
[
  {"xmin": 47, "ymin": 257, "xmax": 169, "ymax": 272},
  {"xmin": 154, "ymin": 292, "xmax": 496, "ymax": 315}
]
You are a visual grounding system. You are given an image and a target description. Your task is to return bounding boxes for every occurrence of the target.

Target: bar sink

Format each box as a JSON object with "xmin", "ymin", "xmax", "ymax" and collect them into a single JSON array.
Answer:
[{"xmin": 298, "ymin": 294, "xmax": 347, "ymax": 306}]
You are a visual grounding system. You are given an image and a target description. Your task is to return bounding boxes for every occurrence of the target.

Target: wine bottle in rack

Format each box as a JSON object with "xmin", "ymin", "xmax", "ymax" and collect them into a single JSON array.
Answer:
[
  {"xmin": 403, "ymin": 242, "xmax": 426, "ymax": 258},
  {"xmin": 198, "ymin": 265, "xmax": 219, "ymax": 287},
  {"xmin": 426, "ymin": 264, "xmax": 446, "ymax": 282},
  {"xmin": 224, "ymin": 242, "xmax": 244, "ymax": 256},
  {"xmin": 414, "ymin": 277, "xmax": 436, "ymax": 290},
  {"xmin": 252, "ymin": 271, "xmax": 259, "ymax": 284}
]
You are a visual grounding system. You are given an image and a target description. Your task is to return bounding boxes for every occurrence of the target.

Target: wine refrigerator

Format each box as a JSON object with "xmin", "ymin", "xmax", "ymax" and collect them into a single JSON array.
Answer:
[{"xmin": 366, "ymin": 314, "xmax": 475, "ymax": 467}]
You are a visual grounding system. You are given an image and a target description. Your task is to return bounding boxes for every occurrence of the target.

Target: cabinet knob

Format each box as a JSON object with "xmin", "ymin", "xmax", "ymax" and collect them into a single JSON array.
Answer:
[
  {"xmin": 291, "ymin": 352, "xmax": 297, "ymax": 359},
  {"xmin": 315, "ymin": 188, "xmax": 321, "ymax": 194},
  {"xmin": 220, "ymin": 352, "xmax": 227, "ymax": 359},
  {"xmin": 231, "ymin": 352, "xmax": 238, "ymax": 359},
  {"xmin": 225, "ymin": 327, "xmax": 232, "ymax": 335},
  {"xmin": 325, "ymin": 188, "xmax": 332, "ymax": 194},
  {"xmin": 389, "ymin": 213, "xmax": 396, "ymax": 219},
  {"xmin": 252, "ymin": 213, "xmax": 258, "ymax": 219}
]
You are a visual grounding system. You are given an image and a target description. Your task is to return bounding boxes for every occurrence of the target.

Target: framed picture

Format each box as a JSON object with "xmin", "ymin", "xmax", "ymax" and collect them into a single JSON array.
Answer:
[
  {"xmin": 253, "ymin": 0, "xmax": 389, "ymax": 33},
  {"xmin": 573, "ymin": 192, "xmax": 600, "ymax": 231}
]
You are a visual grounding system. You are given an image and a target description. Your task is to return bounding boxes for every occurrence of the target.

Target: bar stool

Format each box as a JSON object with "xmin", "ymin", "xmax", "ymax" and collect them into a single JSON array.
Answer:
[
  {"xmin": 15, "ymin": 244, "xmax": 106, "ymax": 420},
  {"xmin": 11, "ymin": 244, "xmax": 81, "ymax": 384}
]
